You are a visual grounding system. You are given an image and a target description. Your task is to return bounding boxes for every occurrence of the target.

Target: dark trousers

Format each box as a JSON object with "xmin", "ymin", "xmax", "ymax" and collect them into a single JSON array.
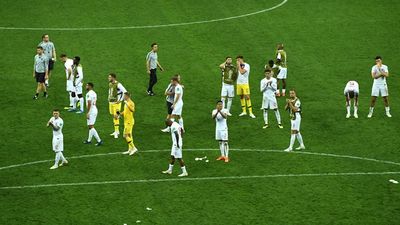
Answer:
[{"xmin": 147, "ymin": 69, "xmax": 157, "ymax": 92}]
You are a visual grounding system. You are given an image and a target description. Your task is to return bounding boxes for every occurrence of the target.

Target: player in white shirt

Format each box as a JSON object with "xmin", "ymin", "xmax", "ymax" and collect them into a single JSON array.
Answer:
[
  {"xmin": 260, "ymin": 69, "xmax": 283, "ymax": 129},
  {"xmin": 212, "ymin": 101, "xmax": 230, "ymax": 162},
  {"xmin": 368, "ymin": 56, "xmax": 391, "ymax": 118},
  {"xmin": 72, "ymin": 56, "xmax": 84, "ymax": 113},
  {"xmin": 344, "ymin": 80, "xmax": 359, "ymax": 118},
  {"xmin": 83, "ymin": 83, "xmax": 103, "ymax": 146},
  {"xmin": 171, "ymin": 76, "xmax": 185, "ymax": 131},
  {"xmin": 162, "ymin": 119, "xmax": 188, "ymax": 177},
  {"xmin": 284, "ymin": 89, "xmax": 305, "ymax": 152},
  {"xmin": 47, "ymin": 109, "xmax": 68, "ymax": 169},
  {"xmin": 60, "ymin": 54, "xmax": 77, "ymax": 110},
  {"xmin": 236, "ymin": 56, "xmax": 255, "ymax": 118}
]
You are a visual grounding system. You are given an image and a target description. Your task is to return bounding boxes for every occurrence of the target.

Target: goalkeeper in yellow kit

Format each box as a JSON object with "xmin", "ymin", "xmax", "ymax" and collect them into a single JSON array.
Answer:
[{"xmin": 115, "ymin": 92, "xmax": 138, "ymax": 155}]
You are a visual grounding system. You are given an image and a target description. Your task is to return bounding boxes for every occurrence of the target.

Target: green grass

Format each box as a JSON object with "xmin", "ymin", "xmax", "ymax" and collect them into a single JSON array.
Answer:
[{"xmin": 1, "ymin": 0, "xmax": 400, "ymax": 224}]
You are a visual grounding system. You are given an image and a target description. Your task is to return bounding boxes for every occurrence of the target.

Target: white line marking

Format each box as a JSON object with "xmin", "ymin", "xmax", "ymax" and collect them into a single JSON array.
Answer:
[
  {"xmin": 1, "ymin": 148, "xmax": 400, "ymax": 171},
  {"xmin": 0, "ymin": 0, "xmax": 288, "ymax": 31},
  {"xmin": 1, "ymin": 171, "xmax": 400, "ymax": 190}
]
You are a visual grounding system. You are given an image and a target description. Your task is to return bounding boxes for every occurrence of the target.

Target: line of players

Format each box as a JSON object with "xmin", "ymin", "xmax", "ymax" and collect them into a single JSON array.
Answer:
[
  {"xmin": 344, "ymin": 56, "xmax": 392, "ymax": 119},
  {"xmin": 216, "ymin": 43, "xmax": 305, "ymax": 156}
]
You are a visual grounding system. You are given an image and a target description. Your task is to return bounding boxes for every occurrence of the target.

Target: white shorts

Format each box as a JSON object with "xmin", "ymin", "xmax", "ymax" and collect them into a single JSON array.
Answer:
[
  {"xmin": 52, "ymin": 136, "xmax": 64, "ymax": 152},
  {"xmin": 87, "ymin": 112, "xmax": 97, "ymax": 126},
  {"xmin": 215, "ymin": 129, "xmax": 228, "ymax": 141},
  {"xmin": 277, "ymin": 67, "xmax": 287, "ymax": 79},
  {"xmin": 75, "ymin": 84, "xmax": 83, "ymax": 95},
  {"xmin": 66, "ymin": 80, "xmax": 74, "ymax": 92},
  {"xmin": 371, "ymin": 83, "xmax": 388, "ymax": 97},
  {"xmin": 171, "ymin": 146, "xmax": 182, "ymax": 158},
  {"xmin": 290, "ymin": 116, "xmax": 301, "ymax": 131},
  {"xmin": 262, "ymin": 96, "xmax": 278, "ymax": 109},
  {"xmin": 172, "ymin": 103, "xmax": 183, "ymax": 116},
  {"xmin": 221, "ymin": 84, "xmax": 234, "ymax": 98}
]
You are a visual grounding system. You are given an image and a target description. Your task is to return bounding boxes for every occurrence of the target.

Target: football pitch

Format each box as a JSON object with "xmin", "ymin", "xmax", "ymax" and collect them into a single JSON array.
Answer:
[{"xmin": 1, "ymin": 0, "xmax": 400, "ymax": 224}]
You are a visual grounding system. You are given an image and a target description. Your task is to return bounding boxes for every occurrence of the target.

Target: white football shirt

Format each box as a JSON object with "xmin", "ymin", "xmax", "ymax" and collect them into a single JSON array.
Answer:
[
  {"xmin": 64, "ymin": 59, "xmax": 74, "ymax": 81},
  {"xmin": 371, "ymin": 64, "xmax": 388, "ymax": 85},
  {"xmin": 212, "ymin": 109, "xmax": 228, "ymax": 130},
  {"xmin": 49, "ymin": 117, "xmax": 63, "ymax": 137},
  {"xmin": 260, "ymin": 77, "xmax": 277, "ymax": 98},
  {"xmin": 236, "ymin": 63, "xmax": 250, "ymax": 84},
  {"xmin": 174, "ymin": 84, "xmax": 184, "ymax": 105},
  {"xmin": 86, "ymin": 90, "xmax": 98, "ymax": 113},
  {"xmin": 170, "ymin": 122, "xmax": 183, "ymax": 147},
  {"xmin": 74, "ymin": 65, "xmax": 84, "ymax": 86},
  {"xmin": 344, "ymin": 80, "xmax": 359, "ymax": 94}
]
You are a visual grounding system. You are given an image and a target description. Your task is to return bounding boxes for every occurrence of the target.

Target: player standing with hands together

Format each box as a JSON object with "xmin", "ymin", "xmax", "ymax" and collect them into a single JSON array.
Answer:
[
  {"xmin": 368, "ymin": 56, "xmax": 391, "ymax": 118},
  {"xmin": 47, "ymin": 109, "xmax": 68, "ymax": 169}
]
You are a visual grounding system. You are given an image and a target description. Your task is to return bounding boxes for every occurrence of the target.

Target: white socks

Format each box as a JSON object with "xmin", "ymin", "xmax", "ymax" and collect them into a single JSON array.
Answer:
[
  {"xmin": 181, "ymin": 166, "xmax": 187, "ymax": 174},
  {"xmin": 369, "ymin": 107, "xmax": 374, "ymax": 114},
  {"xmin": 289, "ymin": 134, "xmax": 296, "ymax": 148},
  {"xmin": 354, "ymin": 106, "xmax": 358, "ymax": 114},
  {"xmin": 275, "ymin": 110, "xmax": 281, "ymax": 124},
  {"xmin": 79, "ymin": 97, "xmax": 84, "ymax": 111},
  {"xmin": 263, "ymin": 110, "xmax": 268, "ymax": 124},
  {"xmin": 385, "ymin": 107, "xmax": 390, "ymax": 113},
  {"xmin": 168, "ymin": 164, "xmax": 174, "ymax": 171},
  {"xmin": 178, "ymin": 118, "xmax": 184, "ymax": 130},
  {"xmin": 263, "ymin": 110, "xmax": 281, "ymax": 124},
  {"xmin": 296, "ymin": 133, "xmax": 304, "ymax": 146},
  {"xmin": 54, "ymin": 152, "xmax": 66, "ymax": 166},
  {"xmin": 88, "ymin": 128, "xmax": 101, "ymax": 142},
  {"xmin": 224, "ymin": 142, "xmax": 229, "ymax": 158},
  {"xmin": 54, "ymin": 152, "xmax": 61, "ymax": 166},
  {"xmin": 346, "ymin": 105, "xmax": 350, "ymax": 114},
  {"xmin": 227, "ymin": 98, "xmax": 233, "ymax": 112},
  {"xmin": 289, "ymin": 133, "xmax": 304, "ymax": 148},
  {"xmin": 219, "ymin": 141, "xmax": 225, "ymax": 157},
  {"xmin": 69, "ymin": 94, "xmax": 75, "ymax": 108}
]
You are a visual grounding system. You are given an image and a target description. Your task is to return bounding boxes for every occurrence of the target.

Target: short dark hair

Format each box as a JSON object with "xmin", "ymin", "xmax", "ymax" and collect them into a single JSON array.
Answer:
[
  {"xmin": 53, "ymin": 109, "xmax": 60, "ymax": 112},
  {"xmin": 268, "ymin": 60, "xmax": 274, "ymax": 65},
  {"xmin": 236, "ymin": 55, "xmax": 244, "ymax": 59},
  {"xmin": 226, "ymin": 56, "xmax": 232, "ymax": 59},
  {"xmin": 37, "ymin": 46, "xmax": 43, "ymax": 50},
  {"xmin": 375, "ymin": 56, "xmax": 382, "ymax": 60},
  {"xmin": 151, "ymin": 42, "xmax": 157, "ymax": 47},
  {"xmin": 87, "ymin": 82, "xmax": 94, "ymax": 88},
  {"xmin": 265, "ymin": 68, "xmax": 272, "ymax": 73},
  {"xmin": 109, "ymin": 73, "xmax": 117, "ymax": 78},
  {"xmin": 172, "ymin": 77, "xmax": 179, "ymax": 82},
  {"xmin": 73, "ymin": 56, "xmax": 80, "ymax": 65},
  {"xmin": 60, "ymin": 53, "xmax": 67, "ymax": 58},
  {"xmin": 42, "ymin": 34, "xmax": 48, "ymax": 39},
  {"xmin": 216, "ymin": 100, "xmax": 223, "ymax": 104}
]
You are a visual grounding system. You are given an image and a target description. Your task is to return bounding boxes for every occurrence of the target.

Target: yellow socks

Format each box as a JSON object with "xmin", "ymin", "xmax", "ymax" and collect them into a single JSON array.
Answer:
[
  {"xmin": 240, "ymin": 98, "xmax": 246, "ymax": 113},
  {"xmin": 246, "ymin": 99, "xmax": 253, "ymax": 114},
  {"xmin": 126, "ymin": 136, "xmax": 135, "ymax": 149}
]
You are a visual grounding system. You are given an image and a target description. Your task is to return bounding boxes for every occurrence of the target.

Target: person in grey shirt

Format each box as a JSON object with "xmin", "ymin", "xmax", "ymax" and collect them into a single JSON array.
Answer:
[
  {"xmin": 146, "ymin": 42, "xmax": 164, "ymax": 96},
  {"xmin": 33, "ymin": 46, "xmax": 49, "ymax": 99},
  {"xmin": 39, "ymin": 34, "xmax": 56, "ymax": 87}
]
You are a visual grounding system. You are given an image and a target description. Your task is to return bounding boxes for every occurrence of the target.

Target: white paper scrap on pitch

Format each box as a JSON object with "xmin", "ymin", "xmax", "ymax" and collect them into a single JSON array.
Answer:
[
  {"xmin": 389, "ymin": 179, "xmax": 399, "ymax": 184},
  {"xmin": 146, "ymin": 207, "xmax": 152, "ymax": 211}
]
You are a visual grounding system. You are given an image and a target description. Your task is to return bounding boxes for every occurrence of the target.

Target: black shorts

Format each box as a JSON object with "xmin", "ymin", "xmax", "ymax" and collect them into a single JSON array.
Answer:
[
  {"xmin": 35, "ymin": 72, "xmax": 45, "ymax": 83},
  {"xmin": 345, "ymin": 91, "xmax": 358, "ymax": 99},
  {"xmin": 48, "ymin": 59, "xmax": 54, "ymax": 70},
  {"xmin": 166, "ymin": 101, "xmax": 173, "ymax": 115}
]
